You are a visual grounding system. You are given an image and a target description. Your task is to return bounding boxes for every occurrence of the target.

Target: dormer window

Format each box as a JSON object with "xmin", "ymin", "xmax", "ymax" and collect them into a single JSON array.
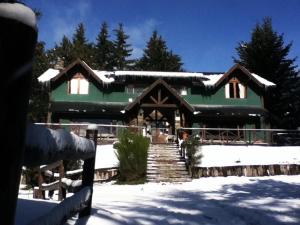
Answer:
[
  {"xmin": 69, "ymin": 73, "xmax": 89, "ymax": 94},
  {"xmin": 225, "ymin": 77, "xmax": 246, "ymax": 99}
]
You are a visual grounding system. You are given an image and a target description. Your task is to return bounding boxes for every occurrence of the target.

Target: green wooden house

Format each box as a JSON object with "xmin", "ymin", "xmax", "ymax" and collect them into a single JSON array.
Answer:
[{"xmin": 38, "ymin": 59, "xmax": 275, "ymax": 142}]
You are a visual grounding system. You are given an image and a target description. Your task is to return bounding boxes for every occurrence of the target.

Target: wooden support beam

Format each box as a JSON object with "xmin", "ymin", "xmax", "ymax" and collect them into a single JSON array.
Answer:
[
  {"xmin": 141, "ymin": 103, "xmax": 177, "ymax": 108},
  {"xmin": 0, "ymin": 5, "xmax": 37, "ymax": 225},
  {"xmin": 160, "ymin": 96, "xmax": 169, "ymax": 104},
  {"xmin": 158, "ymin": 89, "xmax": 161, "ymax": 103},
  {"xmin": 79, "ymin": 127, "xmax": 97, "ymax": 218},
  {"xmin": 150, "ymin": 96, "xmax": 158, "ymax": 104}
]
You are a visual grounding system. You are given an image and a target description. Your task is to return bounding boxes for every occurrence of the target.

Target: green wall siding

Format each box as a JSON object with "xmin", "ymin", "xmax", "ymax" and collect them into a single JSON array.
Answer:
[
  {"xmin": 52, "ymin": 81, "xmax": 138, "ymax": 103},
  {"xmin": 51, "ymin": 81, "xmax": 263, "ymax": 107},
  {"xmin": 183, "ymin": 86, "xmax": 262, "ymax": 106}
]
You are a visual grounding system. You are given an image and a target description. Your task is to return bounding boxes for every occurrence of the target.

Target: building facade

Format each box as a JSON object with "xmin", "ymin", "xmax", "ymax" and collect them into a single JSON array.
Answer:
[{"xmin": 39, "ymin": 59, "xmax": 275, "ymax": 142}]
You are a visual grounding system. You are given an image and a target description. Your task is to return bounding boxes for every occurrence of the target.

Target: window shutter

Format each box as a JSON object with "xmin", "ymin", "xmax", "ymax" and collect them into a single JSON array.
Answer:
[
  {"xmin": 238, "ymin": 84, "xmax": 245, "ymax": 98},
  {"xmin": 225, "ymin": 84, "xmax": 230, "ymax": 98},
  {"xmin": 70, "ymin": 79, "xmax": 78, "ymax": 94},
  {"xmin": 79, "ymin": 78, "xmax": 89, "ymax": 94}
]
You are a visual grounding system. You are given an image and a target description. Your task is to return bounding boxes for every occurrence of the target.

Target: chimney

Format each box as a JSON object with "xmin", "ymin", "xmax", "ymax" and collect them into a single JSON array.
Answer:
[{"xmin": 54, "ymin": 57, "xmax": 64, "ymax": 71}]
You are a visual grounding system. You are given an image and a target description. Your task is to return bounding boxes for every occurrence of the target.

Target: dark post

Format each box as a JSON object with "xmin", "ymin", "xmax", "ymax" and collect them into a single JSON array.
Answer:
[
  {"xmin": 0, "ymin": 2, "xmax": 37, "ymax": 225},
  {"xmin": 79, "ymin": 125, "xmax": 98, "ymax": 218}
]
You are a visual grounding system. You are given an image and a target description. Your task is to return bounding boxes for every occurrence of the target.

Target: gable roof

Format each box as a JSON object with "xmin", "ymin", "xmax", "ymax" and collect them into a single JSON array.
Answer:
[
  {"xmin": 215, "ymin": 64, "xmax": 275, "ymax": 88},
  {"xmin": 50, "ymin": 59, "xmax": 114, "ymax": 84},
  {"xmin": 125, "ymin": 78, "xmax": 194, "ymax": 113},
  {"xmin": 38, "ymin": 59, "xmax": 115, "ymax": 84},
  {"xmin": 38, "ymin": 60, "xmax": 275, "ymax": 88}
]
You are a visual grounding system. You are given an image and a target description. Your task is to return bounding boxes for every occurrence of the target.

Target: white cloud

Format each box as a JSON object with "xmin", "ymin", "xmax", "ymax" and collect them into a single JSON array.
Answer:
[
  {"xmin": 125, "ymin": 19, "xmax": 158, "ymax": 59},
  {"xmin": 48, "ymin": 0, "xmax": 91, "ymax": 45}
]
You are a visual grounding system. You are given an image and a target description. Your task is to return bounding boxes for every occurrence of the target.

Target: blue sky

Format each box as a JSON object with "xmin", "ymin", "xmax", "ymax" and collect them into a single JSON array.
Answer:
[{"xmin": 24, "ymin": 0, "xmax": 300, "ymax": 72}]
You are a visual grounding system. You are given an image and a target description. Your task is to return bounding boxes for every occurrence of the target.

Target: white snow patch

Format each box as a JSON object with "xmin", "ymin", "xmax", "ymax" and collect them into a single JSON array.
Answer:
[
  {"xmin": 95, "ymin": 145, "xmax": 118, "ymax": 169},
  {"xmin": 38, "ymin": 68, "xmax": 59, "ymax": 82},
  {"xmin": 16, "ymin": 176, "xmax": 300, "ymax": 225},
  {"xmin": 251, "ymin": 73, "xmax": 276, "ymax": 87},
  {"xmin": 68, "ymin": 175, "xmax": 300, "ymax": 225},
  {"xmin": 202, "ymin": 74, "xmax": 223, "ymax": 86},
  {"xmin": 0, "ymin": 3, "xmax": 36, "ymax": 29},
  {"xmin": 198, "ymin": 145, "xmax": 300, "ymax": 167},
  {"xmin": 93, "ymin": 71, "xmax": 115, "ymax": 84},
  {"xmin": 24, "ymin": 123, "xmax": 95, "ymax": 166},
  {"xmin": 114, "ymin": 70, "xmax": 206, "ymax": 78}
]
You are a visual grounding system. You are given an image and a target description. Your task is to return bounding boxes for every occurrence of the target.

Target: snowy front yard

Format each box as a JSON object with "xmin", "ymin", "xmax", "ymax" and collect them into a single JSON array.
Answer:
[{"xmin": 64, "ymin": 175, "xmax": 300, "ymax": 225}]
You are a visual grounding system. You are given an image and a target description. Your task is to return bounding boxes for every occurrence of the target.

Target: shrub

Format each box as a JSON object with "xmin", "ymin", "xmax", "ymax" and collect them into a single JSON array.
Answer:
[
  {"xmin": 114, "ymin": 129, "xmax": 150, "ymax": 183},
  {"xmin": 183, "ymin": 135, "xmax": 202, "ymax": 178}
]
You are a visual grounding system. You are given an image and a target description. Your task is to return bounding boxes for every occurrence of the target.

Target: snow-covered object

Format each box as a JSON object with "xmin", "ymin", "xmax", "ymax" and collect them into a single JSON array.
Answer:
[
  {"xmin": 0, "ymin": 3, "xmax": 36, "ymax": 29},
  {"xmin": 38, "ymin": 68, "xmax": 59, "ymax": 82},
  {"xmin": 93, "ymin": 71, "xmax": 115, "ymax": 83},
  {"xmin": 28, "ymin": 186, "xmax": 91, "ymax": 225},
  {"xmin": 95, "ymin": 145, "xmax": 119, "ymax": 169},
  {"xmin": 24, "ymin": 123, "xmax": 95, "ymax": 167},
  {"xmin": 251, "ymin": 73, "xmax": 276, "ymax": 87},
  {"xmin": 202, "ymin": 74, "xmax": 223, "ymax": 86},
  {"xmin": 66, "ymin": 169, "xmax": 83, "ymax": 176},
  {"xmin": 114, "ymin": 70, "xmax": 206, "ymax": 78},
  {"xmin": 197, "ymin": 145, "xmax": 300, "ymax": 167},
  {"xmin": 61, "ymin": 178, "xmax": 82, "ymax": 193}
]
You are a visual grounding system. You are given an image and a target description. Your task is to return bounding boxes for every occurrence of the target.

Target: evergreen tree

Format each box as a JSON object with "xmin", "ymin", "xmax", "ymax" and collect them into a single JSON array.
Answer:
[
  {"xmin": 51, "ymin": 35, "xmax": 73, "ymax": 66},
  {"xmin": 94, "ymin": 22, "xmax": 114, "ymax": 70},
  {"xmin": 113, "ymin": 23, "xmax": 133, "ymax": 70},
  {"xmin": 234, "ymin": 17, "xmax": 300, "ymax": 128},
  {"xmin": 137, "ymin": 31, "xmax": 183, "ymax": 71},
  {"xmin": 28, "ymin": 41, "xmax": 50, "ymax": 122},
  {"xmin": 71, "ymin": 22, "xmax": 94, "ymax": 65}
]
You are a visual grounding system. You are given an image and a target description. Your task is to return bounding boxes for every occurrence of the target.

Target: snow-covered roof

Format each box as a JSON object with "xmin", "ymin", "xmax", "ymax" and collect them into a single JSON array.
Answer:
[
  {"xmin": 93, "ymin": 70, "xmax": 115, "ymax": 83},
  {"xmin": 37, "ymin": 63, "xmax": 275, "ymax": 88},
  {"xmin": 38, "ymin": 68, "xmax": 59, "ymax": 82},
  {"xmin": 251, "ymin": 73, "xmax": 276, "ymax": 87},
  {"xmin": 114, "ymin": 70, "xmax": 206, "ymax": 78},
  {"xmin": 0, "ymin": 3, "xmax": 37, "ymax": 29},
  {"xmin": 201, "ymin": 74, "xmax": 223, "ymax": 86}
]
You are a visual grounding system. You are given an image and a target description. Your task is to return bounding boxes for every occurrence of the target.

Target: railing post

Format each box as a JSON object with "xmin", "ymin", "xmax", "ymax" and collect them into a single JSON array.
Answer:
[
  {"xmin": 79, "ymin": 125, "xmax": 98, "ymax": 218},
  {"xmin": 0, "ymin": 3, "xmax": 37, "ymax": 225}
]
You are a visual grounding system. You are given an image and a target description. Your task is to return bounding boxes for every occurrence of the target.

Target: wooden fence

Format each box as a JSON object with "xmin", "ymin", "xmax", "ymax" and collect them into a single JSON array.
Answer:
[{"xmin": 24, "ymin": 124, "xmax": 98, "ymax": 225}]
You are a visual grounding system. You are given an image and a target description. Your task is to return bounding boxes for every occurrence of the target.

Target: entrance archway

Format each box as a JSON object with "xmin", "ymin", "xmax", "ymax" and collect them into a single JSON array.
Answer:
[{"xmin": 124, "ymin": 79, "xmax": 194, "ymax": 143}]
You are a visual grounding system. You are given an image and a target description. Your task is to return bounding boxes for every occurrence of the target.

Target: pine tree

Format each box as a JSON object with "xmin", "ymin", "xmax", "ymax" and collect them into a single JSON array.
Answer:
[
  {"xmin": 72, "ymin": 23, "xmax": 94, "ymax": 65},
  {"xmin": 28, "ymin": 41, "xmax": 50, "ymax": 122},
  {"xmin": 234, "ymin": 17, "xmax": 300, "ymax": 128},
  {"xmin": 137, "ymin": 31, "xmax": 183, "ymax": 71},
  {"xmin": 51, "ymin": 35, "xmax": 73, "ymax": 66},
  {"xmin": 94, "ymin": 22, "xmax": 114, "ymax": 70},
  {"xmin": 113, "ymin": 23, "xmax": 133, "ymax": 70}
]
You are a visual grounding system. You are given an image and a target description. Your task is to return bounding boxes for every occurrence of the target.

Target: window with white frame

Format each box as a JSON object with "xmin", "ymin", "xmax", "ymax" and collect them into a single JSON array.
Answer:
[
  {"xmin": 69, "ymin": 74, "xmax": 89, "ymax": 94},
  {"xmin": 225, "ymin": 77, "xmax": 246, "ymax": 99}
]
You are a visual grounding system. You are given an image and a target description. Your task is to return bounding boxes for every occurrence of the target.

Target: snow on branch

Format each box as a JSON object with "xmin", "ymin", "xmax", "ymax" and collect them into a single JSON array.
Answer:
[
  {"xmin": 24, "ymin": 123, "xmax": 95, "ymax": 167},
  {"xmin": 28, "ymin": 186, "xmax": 91, "ymax": 225}
]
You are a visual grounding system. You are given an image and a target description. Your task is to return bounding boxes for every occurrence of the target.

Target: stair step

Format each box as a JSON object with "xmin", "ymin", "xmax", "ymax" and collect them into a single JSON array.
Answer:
[{"xmin": 146, "ymin": 144, "xmax": 191, "ymax": 183}]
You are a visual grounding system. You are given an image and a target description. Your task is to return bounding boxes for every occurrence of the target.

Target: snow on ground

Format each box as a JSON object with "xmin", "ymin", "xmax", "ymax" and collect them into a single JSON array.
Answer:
[
  {"xmin": 16, "ymin": 175, "xmax": 300, "ymax": 225},
  {"xmin": 95, "ymin": 145, "xmax": 118, "ymax": 169},
  {"xmin": 94, "ymin": 144, "xmax": 300, "ymax": 169},
  {"xmin": 66, "ymin": 175, "xmax": 300, "ymax": 225},
  {"xmin": 198, "ymin": 145, "xmax": 300, "ymax": 167}
]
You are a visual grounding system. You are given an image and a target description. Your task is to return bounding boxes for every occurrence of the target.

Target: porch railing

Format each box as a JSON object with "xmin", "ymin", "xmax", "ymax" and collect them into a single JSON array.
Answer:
[
  {"xmin": 177, "ymin": 127, "xmax": 300, "ymax": 146},
  {"xmin": 35, "ymin": 123, "xmax": 144, "ymax": 144}
]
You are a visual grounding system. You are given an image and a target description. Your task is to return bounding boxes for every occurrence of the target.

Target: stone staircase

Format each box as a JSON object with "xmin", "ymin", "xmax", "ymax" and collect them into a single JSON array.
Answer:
[{"xmin": 147, "ymin": 143, "xmax": 192, "ymax": 183}]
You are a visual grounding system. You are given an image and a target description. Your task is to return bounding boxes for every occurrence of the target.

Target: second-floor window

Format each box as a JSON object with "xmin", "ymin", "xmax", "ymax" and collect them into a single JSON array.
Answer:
[
  {"xmin": 69, "ymin": 74, "xmax": 89, "ymax": 94},
  {"xmin": 225, "ymin": 77, "xmax": 246, "ymax": 99},
  {"xmin": 126, "ymin": 85, "xmax": 144, "ymax": 95}
]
